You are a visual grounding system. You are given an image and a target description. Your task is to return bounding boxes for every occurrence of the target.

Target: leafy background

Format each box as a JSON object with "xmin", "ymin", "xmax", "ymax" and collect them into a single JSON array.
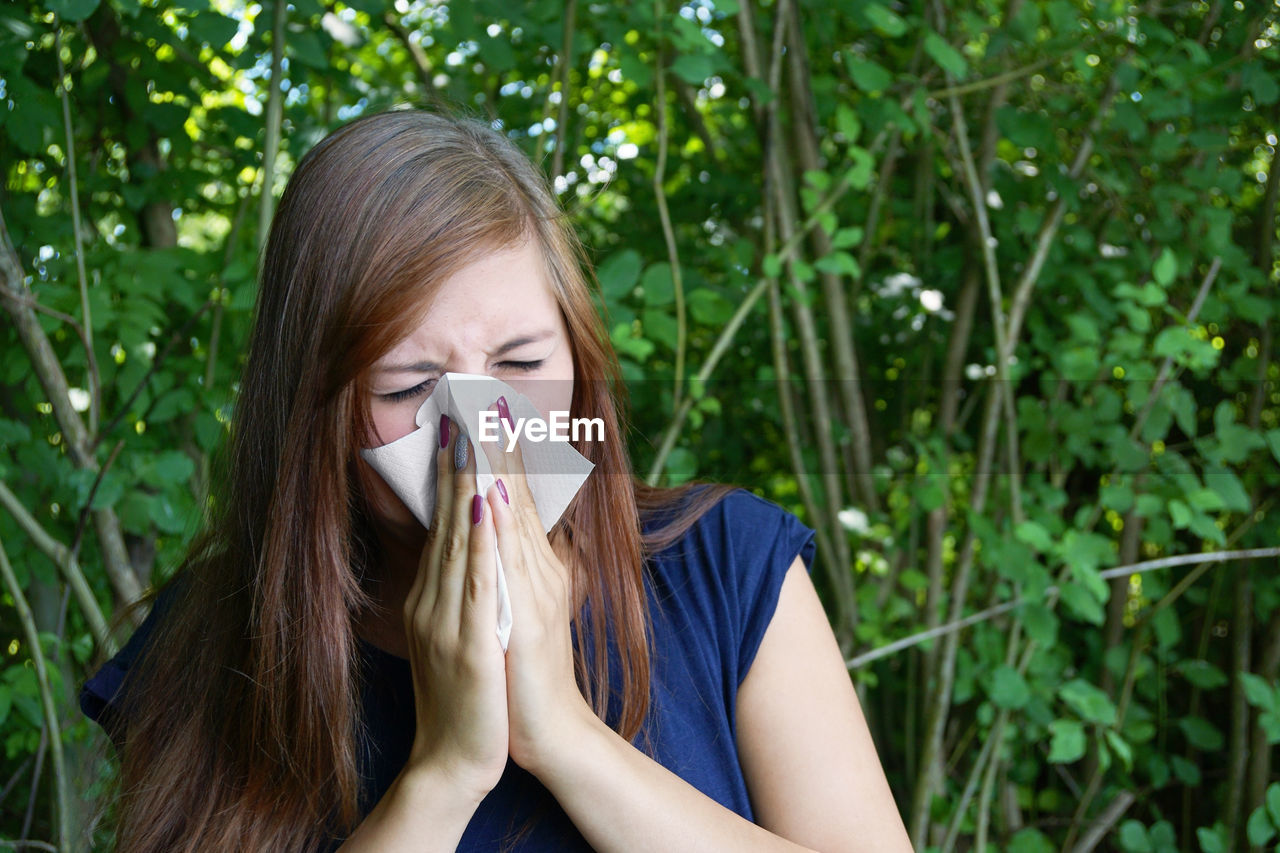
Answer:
[{"xmin": 1, "ymin": 0, "xmax": 1279, "ymax": 850}]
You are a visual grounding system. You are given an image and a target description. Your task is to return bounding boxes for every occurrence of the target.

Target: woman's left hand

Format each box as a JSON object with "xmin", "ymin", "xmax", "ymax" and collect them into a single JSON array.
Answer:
[{"xmin": 476, "ymin": 399, "xmax": 596, "ymax": 774}]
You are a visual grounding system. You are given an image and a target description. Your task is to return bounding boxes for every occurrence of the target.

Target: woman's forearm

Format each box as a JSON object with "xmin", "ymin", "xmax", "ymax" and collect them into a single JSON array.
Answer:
[
  {"xmin": 532, "ymin": 711, "xmax": 818, "ymax": 853},
  {"xmin": 336, "ymin": 762, "xmax": 486, "ymax": 852}
]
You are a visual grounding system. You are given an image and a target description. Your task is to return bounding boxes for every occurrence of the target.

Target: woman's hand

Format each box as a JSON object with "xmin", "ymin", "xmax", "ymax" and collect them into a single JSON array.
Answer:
[
  {"xmin": 402, "ymin": 416, "xmax": 510, "ymax": 800},
  {"xmin": 478, "ymin": 397, "xmax": 596, "ymax": 775}
]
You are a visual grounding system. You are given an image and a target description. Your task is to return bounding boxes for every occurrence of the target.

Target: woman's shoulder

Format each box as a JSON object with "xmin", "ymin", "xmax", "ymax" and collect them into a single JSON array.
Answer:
[
  {"xmin": 79, "ymin": 576, "xmax": 185, "ymax": 742},
  {"xmin": 642, "ymin": 485, "xmax": 817, "ymax": 685},
  {"xmin": 644, "ymin": 484, "xmax": 816, "ymax": 567}
]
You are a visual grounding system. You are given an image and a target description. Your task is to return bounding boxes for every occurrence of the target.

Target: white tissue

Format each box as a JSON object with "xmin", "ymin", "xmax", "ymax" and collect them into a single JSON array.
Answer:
[{"xmin": 360, "ymin": 373, "xmax": 595, "ymax": 651}]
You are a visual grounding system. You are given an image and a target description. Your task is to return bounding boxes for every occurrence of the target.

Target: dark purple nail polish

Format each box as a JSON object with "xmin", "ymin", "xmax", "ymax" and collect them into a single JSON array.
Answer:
[
  {"xmin": 472, "ymin": 494, "xmax": 484, "ymax": 525},
  {"xmin": 496, "ymin": 478, "xmax": 509, "ymax": 504},
  {"xmin": 496, "ymin": 396, "xmax": 514, "ymax": 431},
  {"xmin": 439, "ymin": 414, "xmax": 450, "ymax": 448}
]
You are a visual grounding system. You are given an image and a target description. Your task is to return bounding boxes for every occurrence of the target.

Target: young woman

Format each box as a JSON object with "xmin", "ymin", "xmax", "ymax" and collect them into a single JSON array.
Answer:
[{"xmin": 81, "ymin": 109, "xmax": 911, "ymax": 852}]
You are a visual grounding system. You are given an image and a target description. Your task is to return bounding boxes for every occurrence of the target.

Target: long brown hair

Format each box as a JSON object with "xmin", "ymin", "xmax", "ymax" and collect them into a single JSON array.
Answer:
[{"xmin": 108, "ymin": 108, "xmax": 736, "ymax": 851}]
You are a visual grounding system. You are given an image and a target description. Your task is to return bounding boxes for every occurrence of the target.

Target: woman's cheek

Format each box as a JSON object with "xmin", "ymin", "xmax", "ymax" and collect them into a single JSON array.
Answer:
[{"xmin": 368, "ymin": 401, "xmax": 422, "ymax": 447}]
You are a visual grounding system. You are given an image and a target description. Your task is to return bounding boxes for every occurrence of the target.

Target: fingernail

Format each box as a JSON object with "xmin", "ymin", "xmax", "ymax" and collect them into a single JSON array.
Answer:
[
  {"xmin": 454, "ymin": 434, "xmax": 469, "ymax": 471},
  {"xmin": 497, "ymin": 396, "xmax": 514, "ymax": 431},
  {"xmin": 496, "ymin": 478, "xmax": 509, "ymax": 504},
  {"xmin": 472, "ymin": 494, "xmax": 483, "ymax": 525},
  {"xmin": 439, "ymin": 414, "xmax": 450, "ymax": 448}
]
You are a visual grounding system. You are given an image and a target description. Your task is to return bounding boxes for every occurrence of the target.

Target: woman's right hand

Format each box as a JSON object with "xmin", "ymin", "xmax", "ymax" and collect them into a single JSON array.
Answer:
[{"xmin": 402, "ymin": 415, "xmax": 509, "ymax": 800}]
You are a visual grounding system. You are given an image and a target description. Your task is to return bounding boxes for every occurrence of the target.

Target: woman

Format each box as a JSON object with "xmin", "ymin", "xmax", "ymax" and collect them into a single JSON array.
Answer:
[{"xmin": 81, "ymin": 109, "xmax": 911, "ymax": 852}]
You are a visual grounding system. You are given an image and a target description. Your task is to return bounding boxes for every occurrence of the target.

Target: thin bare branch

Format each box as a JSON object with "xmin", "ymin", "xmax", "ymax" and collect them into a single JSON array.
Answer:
[
  {"xmin": 0, "ymin": 536, "xmax": 70, "ymax": 851},
  {"xmin": 652, "ymin": 21, "xmax": 687, "ymax": 411},
  {"xmin": 0, "ymin": 479, "xmax": 113, "ymax": 654},
  {"xmin": 55, "ymin": 26, "xmax": 100, "ymax": 437},
  {"xmin": 257, "ymin": 0, "xmax": 288, "ymax": 253},
  {"xmin": 849, "ymin": 547, "xmax": 1280, "ymax": 669},
  {"xmin": 551, "ymin": 0, "xmax": 578, "ymax": 180}
]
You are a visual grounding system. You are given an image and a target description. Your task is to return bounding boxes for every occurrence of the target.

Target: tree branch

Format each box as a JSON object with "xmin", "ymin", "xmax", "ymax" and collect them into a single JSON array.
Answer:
[
  {"xmin": 0, "ymin": 537, "xmax": 70, "ymax": 852},
  {"xmin": 0, "ymin": 201, "xmax": 142, "ymax": 609},
  {"xmin": 0, "ymin": 480, "xmax": 113, "ymax": 654}
]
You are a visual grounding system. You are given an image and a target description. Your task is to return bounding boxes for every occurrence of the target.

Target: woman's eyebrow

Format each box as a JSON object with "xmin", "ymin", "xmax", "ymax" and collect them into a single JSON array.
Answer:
[
  {"xmin": 377, "ymin": 330, "xmax": 556, "ymax": 373},
  {"xmin": 492, "ymin": 329, "xmax": 555, "ymax": 356}
]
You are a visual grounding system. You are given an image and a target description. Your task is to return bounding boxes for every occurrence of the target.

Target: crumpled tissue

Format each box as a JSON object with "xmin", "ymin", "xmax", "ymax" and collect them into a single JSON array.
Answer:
[{"xmin": 360, "ymin": 372, "xmax": 595, "ymax": 651}]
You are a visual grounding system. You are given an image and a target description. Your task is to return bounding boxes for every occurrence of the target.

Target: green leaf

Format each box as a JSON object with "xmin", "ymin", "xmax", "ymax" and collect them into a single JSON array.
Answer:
[
  {"xmin": 188, "ymin": 11, "xmax": 240, "ymax": 48},
  {"xmin": 830, "ymin": 227, "xmax": 863, "ymax": 249},
  {"xmin": 1247, "ymin": 806, "xmax": 1277, "ymax": 847},
  {"xmin": 596, "ymin": 249, "xmax": 643, "ymax": 300},
  {"xmin": 1006, "ymin": 828, "xmax": 1054, "ymax": 853},
  {"xmin": 47, "ymin": 0, "xmax": 101, "ymax": 21},
  {"xmin": 664, "ymin": 446, "xmax": 697, "ymax": 485},
  {"xmin": 989, "ymin": 665, "xmax": 1031, "ymax": 709},
  {"xmin": 1266, "ymin": 429, "xmax": 1280, "ymax": 465},
  {"xmin": 1118, "ymin": 820, "xmax": 1152, "ymax": 852},
  {"xmin": 1186, "ymin": 488, "xmax": 1225, "ymax": 512},
  {"xmin": 291, "ymin": 29, "xmax": 330, "ymax": 68},
  {"xmin": 863, "ymin": 2, "xmax": 907, "ymax": 37},
  {"xmin": 1048, "ymin": 719, "xmax": 1086, "ymax": 763},
  {"xmin": 1203, "ymin": 463, "xmax": 1251, "ymax": 512},
  {"xmin": 845, "ymin": 55, "xmax": 893, "ymax": 93},
  {"xmin": 1022, "ymin": 602, "xmax": 1059, "ymax": 645},
  {"xmin": 923, "ymin": 30, "xmax": 967, "ymax": 78},
  {"xmin": 1244, "ymin": 62, "xmax": 1280, "ymax": 105},
  {"xmin": 1267, "ymin": 782, "xmax": 1280, "ymax": 827},
  {"xmin": 1179, "ymin": 715, "xmax": 1224, "ymax": 751},
  {"xmin": 1105, "ymin": 729, "xmax": 1134, "ymax": 772},
  {"xmin": 687, "ymin": 288, "xmax": 735, "ymax": 325},
  {"xmin": 1171, "ymin": 754, "xmax": 1201, "ymax": 785},
  {"xmin": 763, "ymin": 254, "xmax": 782, "ymax": 279},
  {"xmin": 1060, "ymin": 678, "xmax": 1117, "ymax": 726},
  {"xmin": 154, "ymin": 451, "xmax": 196, "ymax": 485},
  {"xmin": 1181, "ymin": 660, "xmax": 1228, "ymax": 690},
  {"xmin": 814, "ymin": 251, "xmax": 860, "ymax": 277},
  {"xmin": 845, "ymin": 146, "xmax": 875, "ymax": 190},
  {"xmin": 1015, "ymin": 520, "xmax": 1053, "ymax": 552},
  {"xmin": 1153, "ymin": 248, "xmax": 1177, "ymax": 285},
  {"xmin": 640, "ymin": 262, "xmax": 674, "ymax": 306},
  {"xmin": 1100, "ymin": 481, "xmax": 1135, "ymax": 515},
  {"xmin": 835, "ymin": 105, "xmax": 861, "ymax": 143},
  {"xmin": 1242, "ymin": 672, "xmax": 1279, "ymax": 713},
  {"xmin": 1060, "ymin": 583, "xmax": 1105, "ymax": 625},
  {"xmin": 804, "ymin": 169, "xmax": 831, "ymax": 191},
  {"xmin": 610, "ymin": 323, "xmax": 654, "ymax": 362},
  {"xmin": 671, "ymin": 53, "xmax": 715, "ymax": 85},
  {"xmin": 1196, "ymin": 823, "xmax": 1227, "ymax": 853},
  {"xmin": 640, "ymin": 309, "xmax": 678, "ymax": 352}
]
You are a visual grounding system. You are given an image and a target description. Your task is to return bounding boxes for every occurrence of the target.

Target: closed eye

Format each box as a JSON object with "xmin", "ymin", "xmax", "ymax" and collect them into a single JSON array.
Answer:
[
  {"xmin": 379, "ymin": 360, "xmax": 544, "ymax": 403},
  {"xmin": 499, "ymin": 359, "xmax": 545, "ymax": 372},
  {"xmin": 381, "ymin": 379, "xmax": 436, "ymax": 402}
]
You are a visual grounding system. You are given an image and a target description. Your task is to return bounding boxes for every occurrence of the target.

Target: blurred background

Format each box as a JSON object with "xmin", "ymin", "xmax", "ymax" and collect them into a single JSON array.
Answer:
[{"xmin": 1, "ymin": 0, "xmax": 1279, "ymax": 850}]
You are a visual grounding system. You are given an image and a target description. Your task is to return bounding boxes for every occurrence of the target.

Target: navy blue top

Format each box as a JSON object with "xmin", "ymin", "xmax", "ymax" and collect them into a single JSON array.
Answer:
[{"xmin": 80, "ymin": 487, "xmax": 816, "ymax": 850}]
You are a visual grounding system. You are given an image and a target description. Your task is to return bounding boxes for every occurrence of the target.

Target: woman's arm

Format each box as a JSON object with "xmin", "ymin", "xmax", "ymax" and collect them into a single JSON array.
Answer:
[
  {"xmin": 523, "ymin": 558, "xmax": 912, "ymax": 853},
  {"xmin": 736, "ymin": 558, "xmax": 913, "ymax": 852},
  {"xmin": 336, "ymin": 762, "xmax": 486, "ymax": 852},
  {"xmin": 529, "ymin": 702, "xmax": 816, "ymax": 852}
]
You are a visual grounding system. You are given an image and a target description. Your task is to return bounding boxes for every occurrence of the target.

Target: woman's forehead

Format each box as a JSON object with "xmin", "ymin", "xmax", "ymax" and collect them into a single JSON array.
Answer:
[{"xmin": 378, "ymin": 243, "xmax": 565, "ymax": 364}]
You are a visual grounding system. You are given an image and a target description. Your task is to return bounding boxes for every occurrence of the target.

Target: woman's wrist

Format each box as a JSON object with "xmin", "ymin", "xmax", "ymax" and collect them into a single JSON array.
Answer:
[
  {"xmin": 403, "ymin": 747, "xmax": 504, "ymax": 810},
  {"xmin": 520, "ymin": 699, "xmax": 609, "ymax": 783},
  {"xmin": 340, "ymin": 759, "xmax": 491, "ymax": 851}
]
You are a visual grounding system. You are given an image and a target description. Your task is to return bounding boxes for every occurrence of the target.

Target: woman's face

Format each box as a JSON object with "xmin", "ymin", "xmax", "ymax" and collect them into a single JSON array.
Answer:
[{"xmin": 360, "ymin": 237, "xmax": 576, "ymax": 538}]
